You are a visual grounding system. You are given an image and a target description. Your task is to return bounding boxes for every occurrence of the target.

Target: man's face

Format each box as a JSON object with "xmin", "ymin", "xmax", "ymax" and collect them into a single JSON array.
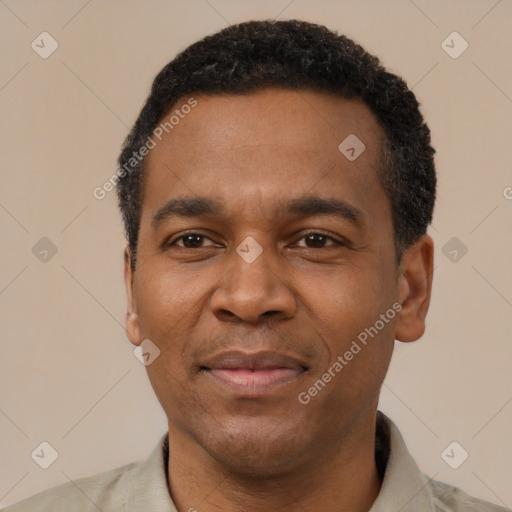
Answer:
[{"xmin": 125, "ymin": 88, "xmax": 419, "ymax": 474}]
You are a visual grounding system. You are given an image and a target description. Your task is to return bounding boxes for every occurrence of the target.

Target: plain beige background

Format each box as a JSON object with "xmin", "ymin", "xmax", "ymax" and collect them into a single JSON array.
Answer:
[{"xmin": 1, "ymin": 0, "xmax": 511, "ymax": 508}]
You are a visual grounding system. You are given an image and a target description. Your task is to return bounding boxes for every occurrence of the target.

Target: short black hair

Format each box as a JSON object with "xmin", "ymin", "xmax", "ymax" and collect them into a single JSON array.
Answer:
[{"xmin": 116, "ymin": 19, "xmax": 436, "ymax": 270}]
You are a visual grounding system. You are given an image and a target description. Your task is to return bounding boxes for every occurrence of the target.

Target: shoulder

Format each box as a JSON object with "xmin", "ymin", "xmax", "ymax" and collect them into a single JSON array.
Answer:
[
  {"xmin": 430, "ymin": 479, "xmax": 511, "ymax": 512},
  {"xmin": 1, "ymin": 461, "xmax": 138, "ymax": 512}
]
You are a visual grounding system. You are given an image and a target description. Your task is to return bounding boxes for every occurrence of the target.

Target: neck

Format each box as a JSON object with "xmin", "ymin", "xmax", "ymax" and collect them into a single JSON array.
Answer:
[{"xmin": 166, "ymin": 410, "xmax": 382, "ymax": 512}]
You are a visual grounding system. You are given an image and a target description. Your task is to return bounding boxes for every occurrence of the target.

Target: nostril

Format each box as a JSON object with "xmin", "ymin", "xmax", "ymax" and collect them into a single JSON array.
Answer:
[{"xmin": 217, "ymin": 310, "xmax": 244, "ymax": 323}]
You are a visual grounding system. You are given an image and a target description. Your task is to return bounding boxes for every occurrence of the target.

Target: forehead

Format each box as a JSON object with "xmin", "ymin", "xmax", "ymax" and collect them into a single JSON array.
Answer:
[{"xmin": 141, "ymin": 88, "xmax": 389, "ymax": 229}]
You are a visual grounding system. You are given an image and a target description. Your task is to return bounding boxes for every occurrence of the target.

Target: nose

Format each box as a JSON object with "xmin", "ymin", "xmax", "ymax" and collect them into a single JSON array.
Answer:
[{"xmin": 210, "ymin": 241, "xmax": 297, "ymax": 325}]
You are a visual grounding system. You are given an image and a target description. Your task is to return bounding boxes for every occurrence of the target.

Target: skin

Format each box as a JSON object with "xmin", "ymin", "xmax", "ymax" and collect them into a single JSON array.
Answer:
[{"xmin": 123, "ymin": 88, "xmax": 434, "ymax": 512}]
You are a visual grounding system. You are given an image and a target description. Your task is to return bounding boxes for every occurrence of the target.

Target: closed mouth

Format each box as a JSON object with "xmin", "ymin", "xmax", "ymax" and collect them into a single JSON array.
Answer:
[{"xmin": 200, "ymin": 350, "xmax": 309, "ymax": 396}]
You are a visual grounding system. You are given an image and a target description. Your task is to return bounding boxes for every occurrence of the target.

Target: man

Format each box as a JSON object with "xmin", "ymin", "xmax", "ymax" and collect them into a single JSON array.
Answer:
[{"xmin": 4, "ymin": 19, "xmax": 508, "ymax": 512}]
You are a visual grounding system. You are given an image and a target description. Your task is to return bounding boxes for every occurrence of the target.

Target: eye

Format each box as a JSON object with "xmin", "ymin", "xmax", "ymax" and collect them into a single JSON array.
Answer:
[
  {"xmin": 165, "ymin": 231, "xmax": 346, "ymax": 250},
  {"xmin": 294, "ymin": 232, "xmax": 345, "ymax": 249},
  {"xmin": 168, "ymin": 233, "xmax": 217, "ymax": 248}
]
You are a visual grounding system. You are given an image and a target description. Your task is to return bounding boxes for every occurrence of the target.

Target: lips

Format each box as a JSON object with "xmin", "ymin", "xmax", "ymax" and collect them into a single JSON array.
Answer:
[{"xmin": 201, "ymin": 351, "xmax": 308, "ymax": 396}]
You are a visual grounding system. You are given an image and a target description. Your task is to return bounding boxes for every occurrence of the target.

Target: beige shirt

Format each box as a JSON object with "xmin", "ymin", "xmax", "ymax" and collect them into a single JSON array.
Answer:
[{"xmin": 3, "ymin": 413, "xmax": 509, "ymax": 512}]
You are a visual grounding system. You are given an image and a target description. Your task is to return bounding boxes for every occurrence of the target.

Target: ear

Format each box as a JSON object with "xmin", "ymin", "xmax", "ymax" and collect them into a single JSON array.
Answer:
[
  {"xmin": 124, "ymin": 246, "xmax": 142, "ymax": 347},
  {"xmin": 395, "ymin": 234, "xmax": 434, "ymax": 342}
]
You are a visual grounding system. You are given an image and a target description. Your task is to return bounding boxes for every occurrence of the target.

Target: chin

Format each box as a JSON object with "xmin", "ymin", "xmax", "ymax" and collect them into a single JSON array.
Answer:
[{"xmin": 196, "ymin": 416, "xmax": 311, "ymax": 477}]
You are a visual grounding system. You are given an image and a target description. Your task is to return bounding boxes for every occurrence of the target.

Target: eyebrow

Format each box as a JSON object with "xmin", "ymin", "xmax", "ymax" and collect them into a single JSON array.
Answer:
[
  {"xmin": 151, "ymin": 196, "xmax": 363, "ymax": 230},
  {"xmin": 152, "ymin": 198, "xmax": 223, "ymax": 230}
]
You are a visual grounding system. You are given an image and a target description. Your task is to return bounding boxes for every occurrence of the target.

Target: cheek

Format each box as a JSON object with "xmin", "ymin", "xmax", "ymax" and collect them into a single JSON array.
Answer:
[
  {"xmin": 135, "ymin": 264, "xmax": 201, "ymax": 331},
  {"xmin": 301, "ymin": 261, "xmax": 397, "ymax": 399},
  {"xmin": 305, "ymin": 264, "xmax": 389, "ymax": 339},
  {"xmin": 132, "ymin": 274, "xmax": 192, "ymax": 383},
  {"xmin": 133, "ymin": 264, "xmax": 219, "ymax": 379},
  {"xmin": 302, "ymin": 280, "xmax": 395, "ymax": 416},
  {"xmin": 136, "ymin": 271, "xmax": 198, "ymax": 408}
]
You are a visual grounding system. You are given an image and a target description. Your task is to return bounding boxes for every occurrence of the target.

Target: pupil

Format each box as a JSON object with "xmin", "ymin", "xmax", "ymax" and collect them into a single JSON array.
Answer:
[
  {"xmin": 307, "ymin": 234, "xmax": 325, "ymax": 248},
  {"xmin": 184, "ymin": 235, "xmax": 202, "ymax": 248}
]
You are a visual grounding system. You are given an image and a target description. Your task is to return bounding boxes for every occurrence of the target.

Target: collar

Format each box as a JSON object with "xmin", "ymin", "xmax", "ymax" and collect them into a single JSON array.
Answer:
[
  {"xmin": 126, "ymin": 412, "xmax": 436, "ymax": 511},
  {"xmin": 126, "ymin": 433, "xmax": 177, "ymax": 512},
  {"xmin": 370, "ymin": 412, "xmax": 436, "ymax": 511}
]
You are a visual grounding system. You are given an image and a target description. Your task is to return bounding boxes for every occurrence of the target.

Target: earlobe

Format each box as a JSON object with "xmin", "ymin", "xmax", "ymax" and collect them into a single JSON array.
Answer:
[
  {"xmin": 123, "ymin": 246, "xmax": 142, "ymax": 347},
  {"xmin": 395, "ymin": 234, "xmax": 434, "ymax": 343}
]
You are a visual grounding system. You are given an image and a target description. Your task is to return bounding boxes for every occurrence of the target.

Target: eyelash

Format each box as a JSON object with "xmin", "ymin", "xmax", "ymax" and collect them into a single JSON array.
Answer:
[{"xmin": 165, "ymin": 231, "xmax": 347, "ymax": 249}]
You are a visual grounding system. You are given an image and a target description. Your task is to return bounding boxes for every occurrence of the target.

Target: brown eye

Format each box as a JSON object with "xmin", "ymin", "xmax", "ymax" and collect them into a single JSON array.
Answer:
[
  {"xmin": 296, "ymin": 233, "xmax": 341, "ymax": 249},
  {"xmin": 171, "ymin": 234, "xmax": 216, "ymax": 248}
]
